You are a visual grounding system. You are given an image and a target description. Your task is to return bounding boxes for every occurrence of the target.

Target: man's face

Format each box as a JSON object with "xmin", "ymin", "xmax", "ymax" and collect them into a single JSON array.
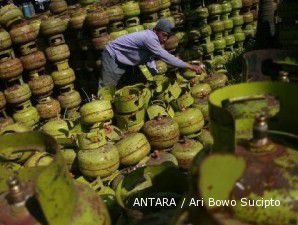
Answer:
[{"xmin": 156, "ymin": 30, "xmax": 171, "ymax": 44}]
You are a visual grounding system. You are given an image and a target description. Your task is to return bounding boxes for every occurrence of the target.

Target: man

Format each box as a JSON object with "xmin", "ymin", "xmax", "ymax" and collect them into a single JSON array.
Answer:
[{"xmin": 100, "ymin": 19, "xmax": 203, "ymax": 87}]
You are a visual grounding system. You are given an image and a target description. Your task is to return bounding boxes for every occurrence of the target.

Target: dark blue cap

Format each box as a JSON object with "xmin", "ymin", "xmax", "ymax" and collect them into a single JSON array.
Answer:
[{"xmin": 155, "ymin": 19, "xmax": 175, "ymax": 35}]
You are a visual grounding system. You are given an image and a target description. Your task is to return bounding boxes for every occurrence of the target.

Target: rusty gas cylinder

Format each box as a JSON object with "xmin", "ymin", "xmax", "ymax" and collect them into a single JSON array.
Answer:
[
  {"xmin": 116, "ymin": 132, "xmax": 151, "ymax": 166},
  {"xmin": 0, "ymin": 4, "xmax": 23, "ymax": 27},
  {"xmin": 9, "ymin": 21, "xmax": 38, "ymax": 45},
  {"xmin": 36, "ymin": 96, "xmax": 61, "ymax": 120},
  {"xmin": 51, "ymin": 61, "xmax": 75, "ymax": 86},
  {"xmin": 69, "ymin": 7, "xmax": 87, "ymax": 29},
  {"xmin": 41, "ymin": 15, "xmax": 69, "ymax": 36},
  {"xmin": 174, "ymin": 108, "xmax": 204, "ymax": 135},
  {"xmin": 80, "ymin": 100, "xmax": 114, "ymax": 125},
  {"xmin": 86, "ymin": 8, "xmax": 109, "ymax": 27},
  {"xmin": 172, "ymin": 139, "xmax": 203, "ymax": 169},
  {"xmin": 0, "ymin": 28, "xmax": 12, "ymax": 50},
  {"xmin": 13, "ymin": 100, "xmax": 40, "ymax": 128},
  {"xmin": 20, "ymin": 50, "xmax": 46, "ymax": 71},
  {"xmin": 45, "ymin": 44, "xmax": 70, "ymax": 62},
  {"xmin": 28, "ymin": 73, "xmax": 54, "ymax": 97},
  {"xmin": 139, "ymin": 0, "xmax": 160, "ymax": 14},
  {"xmin": 143, "ymin": 116, "xmax": 180, "ymax": 149},
  {"xmin": 92, "ymin": 27, "xmax": 111, "ymax": 51},
  {"xmin": 0, "ymin": 57, "xmax": 23, "ymax": 80},
  {"xmin": 49, "ymin": 0, "xmax": 68, "ymax": 14},
  {"xmin": 57, "ymin": 84, "xmax": 81, "ymax": 109},
  {"xmin": 107, "ymin": 5, "xmax": 124, "ymax": 23},
  {"xmin": 78, "ymin": 143, "xmax": 119, "ymax": 178},
  {"xmin": 4, "ymin": 81, "xmax": 31, "ymax": 104},
  {"xmin": 121, "ymin": 1, "xmax": 140, "ymax": 17}
]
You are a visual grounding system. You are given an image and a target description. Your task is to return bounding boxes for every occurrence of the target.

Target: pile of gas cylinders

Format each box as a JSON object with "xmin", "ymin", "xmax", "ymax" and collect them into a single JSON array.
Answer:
[
  {"xmin": 175, "ymin": 0, "xmax": 259, "ymax": 75},
  {"xmin": 0, "ymin": 0, "xmax": 297, "ymax": 225}
]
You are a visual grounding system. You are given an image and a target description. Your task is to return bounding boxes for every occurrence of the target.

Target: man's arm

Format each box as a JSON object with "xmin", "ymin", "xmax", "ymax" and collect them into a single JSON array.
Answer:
[
  {"xmin": 146, "ymin": 60, "xmax": 158, "ymax": 74},
  {"xmin": 144, "ymin": 36, "xmax": 187, "ymax": 68},
  {"xmin": 143, "ymin": 35, "xmax": 202, "ymax": 73}
]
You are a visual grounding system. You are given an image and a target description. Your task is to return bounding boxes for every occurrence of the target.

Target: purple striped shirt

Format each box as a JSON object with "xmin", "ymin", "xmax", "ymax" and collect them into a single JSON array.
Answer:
[{"xmin": 105, "ymin": 29, "xmax": 187, "ymax": 73}]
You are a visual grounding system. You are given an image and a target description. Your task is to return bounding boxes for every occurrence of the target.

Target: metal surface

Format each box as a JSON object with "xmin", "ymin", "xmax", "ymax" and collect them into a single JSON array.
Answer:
[
  {"xmin": 209, "ymin": 82, "xmax": 298, "ymax": 151},
  {"xmin": 0, "ymin": 132, "xmax": 111, "ymax": 225}
]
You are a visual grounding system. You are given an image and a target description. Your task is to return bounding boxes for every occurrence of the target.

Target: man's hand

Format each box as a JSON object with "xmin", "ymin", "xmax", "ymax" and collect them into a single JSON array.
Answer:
[{"xmin": 186, "ymin": 63, "xmax": 205, "ymax": 74}]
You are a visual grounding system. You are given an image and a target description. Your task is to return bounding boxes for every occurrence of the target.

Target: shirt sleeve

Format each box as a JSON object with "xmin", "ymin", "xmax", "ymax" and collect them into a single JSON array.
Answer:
[
  {"xmin": 146, "ymin": 60, "xmax": 158, "ymax": 74},
  {"xmin": 143, "ymin": 34, "xmax": 188, "ymax": 69}
]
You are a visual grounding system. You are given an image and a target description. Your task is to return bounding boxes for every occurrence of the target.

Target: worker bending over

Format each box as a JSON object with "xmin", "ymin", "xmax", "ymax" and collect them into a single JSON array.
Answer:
[{"xmin": 100, "ymin": 19, "xmax": 203, "ymax": 87}]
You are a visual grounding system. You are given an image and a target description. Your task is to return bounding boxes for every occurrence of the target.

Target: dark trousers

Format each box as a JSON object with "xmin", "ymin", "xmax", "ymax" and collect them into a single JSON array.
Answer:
[
  {"xmin": 100, "ymin": 48, "xmax": 128, "ymax": 88},
  {"xmin": 99, "ymin": 49, "xmax": 146, "ymax": 89}
]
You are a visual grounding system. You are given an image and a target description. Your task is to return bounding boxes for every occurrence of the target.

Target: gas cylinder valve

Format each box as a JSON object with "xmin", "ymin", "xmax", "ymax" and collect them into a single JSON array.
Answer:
[{"xmin": 7, "ymin": 176, "xmax": 25, "ymax": 206}]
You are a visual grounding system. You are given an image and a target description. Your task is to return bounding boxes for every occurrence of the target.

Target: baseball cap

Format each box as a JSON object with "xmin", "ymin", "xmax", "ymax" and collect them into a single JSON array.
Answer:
[{"xmin": 155, "ymin": 19, "xmax": 175, "ymax": 35}]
